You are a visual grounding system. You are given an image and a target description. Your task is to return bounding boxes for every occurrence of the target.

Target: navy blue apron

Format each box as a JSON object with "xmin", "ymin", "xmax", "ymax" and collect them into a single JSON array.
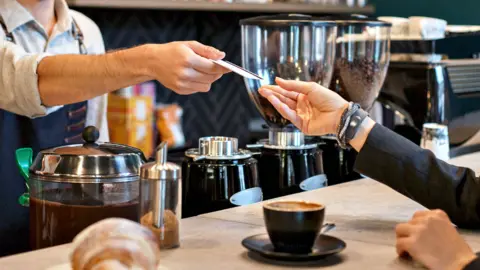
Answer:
[{"xmin": 0, "ymin": 19, "xmax": 88, "ymax": 256}]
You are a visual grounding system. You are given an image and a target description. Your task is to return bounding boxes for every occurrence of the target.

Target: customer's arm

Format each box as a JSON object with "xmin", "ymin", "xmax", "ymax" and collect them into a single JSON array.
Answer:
[
  {"xmin": 258, "ymin": 78, "xmax": 480, "ymax": 228},
  {"xmin": 353, "ymin": 118, "xmax": 480, "ymax": 228},
  {"xmin": 0, "ymin": 40, "xmax": 227, "ymax": 118}
]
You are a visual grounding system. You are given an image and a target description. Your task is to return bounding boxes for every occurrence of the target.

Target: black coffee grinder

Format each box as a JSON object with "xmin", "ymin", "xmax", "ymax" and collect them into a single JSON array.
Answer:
[
  {"xmin": 322, "ymin": 15, "xmax": 392, "ymax": 185},
  {"xmin": 240, "ymin": 15, "xmax": 338, "ymax": 200},
  {"xmin": 182, "ymin": 136, "xmax": 262, "ymax": 218}
]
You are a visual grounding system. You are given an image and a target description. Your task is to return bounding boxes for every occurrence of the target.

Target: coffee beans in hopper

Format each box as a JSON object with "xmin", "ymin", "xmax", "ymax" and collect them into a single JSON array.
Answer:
[{"xmin": 330, "ymin": 57, "xmax": 388, "ymax": 111}]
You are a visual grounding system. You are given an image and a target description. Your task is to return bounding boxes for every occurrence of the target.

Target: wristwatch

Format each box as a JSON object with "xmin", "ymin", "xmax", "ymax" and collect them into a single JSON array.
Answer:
[{"xmin": 344, "ymin": 108, "xmax": 368, "ymax": 145}]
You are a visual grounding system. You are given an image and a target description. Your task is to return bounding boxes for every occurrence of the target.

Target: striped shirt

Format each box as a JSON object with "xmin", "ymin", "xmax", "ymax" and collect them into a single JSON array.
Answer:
[{"xmin": 0, "ymin": 0, "xmax": 109, "ymax": 142}]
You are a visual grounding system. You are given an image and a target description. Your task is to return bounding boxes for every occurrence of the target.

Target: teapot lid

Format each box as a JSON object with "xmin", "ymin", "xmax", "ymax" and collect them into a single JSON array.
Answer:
[
  {"xmin": 30, "ymin": 126, "xmax": 146, "ymax": 183},
  {"xmin": 240, "ymin": 14, "xmax": 336, "ymax": 27}
]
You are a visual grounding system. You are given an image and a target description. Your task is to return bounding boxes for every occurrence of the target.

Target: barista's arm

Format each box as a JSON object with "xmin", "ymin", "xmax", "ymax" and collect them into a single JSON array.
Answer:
[
  {"xmin": 37, "ymin": 46, "xmax": 152, "ymax": 106},
  {"xmin": 38, "ymin": 42, "xmax": 227, "ymax": 106},
  {"xmin": 0, "ymin": 40, "xmax": 226, "ymax": 118},
  {"xmin": 352, "ymin": 118, "xmax": 480, "ymax": 228}
]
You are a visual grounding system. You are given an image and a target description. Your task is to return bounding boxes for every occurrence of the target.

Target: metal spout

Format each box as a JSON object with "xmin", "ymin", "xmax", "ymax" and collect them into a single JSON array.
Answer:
[
  {"xmin": 153, "ymin": 141, "xmax": 168, "ymax": 228},
  {"xmin": 156, "ymin": 142, "xmax": 167, "ymax": 165}
]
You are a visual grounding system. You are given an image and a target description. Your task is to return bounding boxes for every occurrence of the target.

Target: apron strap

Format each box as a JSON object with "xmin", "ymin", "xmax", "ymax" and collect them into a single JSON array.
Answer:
[
  {"xmin": 0, "ymin": 17, "xmax": 15, "ymax": 43},
  {"xmin": 71, "ymin": 18, "xmax": 88, "ymax": 55}
]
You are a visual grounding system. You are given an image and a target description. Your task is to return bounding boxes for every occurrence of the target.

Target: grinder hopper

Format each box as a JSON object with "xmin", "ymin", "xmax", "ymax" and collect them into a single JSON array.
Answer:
[
  {"xmin": 326, "ymin": 15, "xmax": 392, "ymax": 111},
  {"xmin": 240, "ymin": 14, "xmax": 338, "ymax": 129}
]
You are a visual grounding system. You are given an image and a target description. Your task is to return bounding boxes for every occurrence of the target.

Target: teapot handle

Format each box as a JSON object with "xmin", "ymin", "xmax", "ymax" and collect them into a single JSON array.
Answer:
[{"xmin": 15, "ymin": 148, "xmax": 32, "ymax": 207}]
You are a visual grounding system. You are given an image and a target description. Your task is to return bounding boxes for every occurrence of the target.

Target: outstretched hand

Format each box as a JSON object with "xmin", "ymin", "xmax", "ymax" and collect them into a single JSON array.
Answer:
[
  {"xmin": 149, "ymin": 41, "xmax": 230, "ymax": 95},
  {"xmin": 259, "ymin": 78, "xmax": 348, "ymax": 135}
]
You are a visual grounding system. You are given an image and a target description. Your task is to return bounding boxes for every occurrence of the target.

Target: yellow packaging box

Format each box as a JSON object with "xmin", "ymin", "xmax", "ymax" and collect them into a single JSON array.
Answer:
[{"xmin": 107, "ymin": 94, "xmax": 154, "ymax": 158}]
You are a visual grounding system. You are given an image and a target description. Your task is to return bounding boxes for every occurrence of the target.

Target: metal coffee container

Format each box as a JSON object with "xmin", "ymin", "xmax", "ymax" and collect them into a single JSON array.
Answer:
[
  {"xmin": 182, "ymin": 137, "xmax": 262, "ymax": 218},
  {"xmin": 140, "ymin": 142, "xmax": 181, "ymax": 249}
]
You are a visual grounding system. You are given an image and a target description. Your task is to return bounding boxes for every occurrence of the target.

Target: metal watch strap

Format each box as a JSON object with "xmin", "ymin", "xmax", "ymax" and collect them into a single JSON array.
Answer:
[{"xmin": 344, "ymin": 108, "xmax": 368, "ymax": 145}]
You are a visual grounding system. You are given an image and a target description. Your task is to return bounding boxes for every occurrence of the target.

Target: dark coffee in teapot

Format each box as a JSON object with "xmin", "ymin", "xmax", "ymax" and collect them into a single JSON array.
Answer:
[{"xmin": 30, "ymin": 188, "xmax": 139, "ymax": 250}]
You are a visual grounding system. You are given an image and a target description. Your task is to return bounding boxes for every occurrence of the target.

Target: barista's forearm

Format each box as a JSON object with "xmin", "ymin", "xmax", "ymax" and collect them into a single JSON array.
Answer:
[{"xmin": 37, "ymin": 45, "xmax": 154, "ymax": 106}]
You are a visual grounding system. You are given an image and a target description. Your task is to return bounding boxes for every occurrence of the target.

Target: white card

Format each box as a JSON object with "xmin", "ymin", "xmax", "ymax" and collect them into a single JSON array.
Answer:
[{"xmin": 212, "ymin": 60, "xmax": 263, "ymax": 80}]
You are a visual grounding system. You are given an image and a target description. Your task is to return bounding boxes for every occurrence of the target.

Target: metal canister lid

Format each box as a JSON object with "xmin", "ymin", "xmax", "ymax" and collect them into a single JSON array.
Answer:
[
  {"xmin": 30, "ymin": 126, "xmax": 146, "ymax": 182},
  {"xmin": 140, "ymin": 142, "xmax": 180, "ymax": 181},
  {"xmin": 185, "ymin": 136, "xmax": 253, "ymax": 161}
]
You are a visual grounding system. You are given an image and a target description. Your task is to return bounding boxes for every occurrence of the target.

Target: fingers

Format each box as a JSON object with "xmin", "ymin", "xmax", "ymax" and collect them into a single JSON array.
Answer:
[
  {"xmin": 275, "ymin": 77, "xmax": 317, "ymax": 95},
  {"xmin": 182, "ymin": 69, "xmax": 222, "ymax": 84},
  {"xmin": 412, "ymin": 211, "xmax": 430, "ymax": 220},
  {"xmin": 180, "ymin": 41, "xmax": 229, "ymax": 75},
  {"xmin": 264, "ymin": 94, "xmax": 303, "ymax": 128},
  {"xmin": 259, "ymin": 88, "xmax": 297, "ymax": 110},
  {"xmin": 396, "ymin": 223, "xmax": 414, "ymax": 237},
  {"xmin": 430, "ymin": 209, "xmax": 449, "ymax": 220},
  {"xmin": 261, "ymin": 85, "xmax": 300, "ymax": 101},
  {"xmin": 396, "ymin": 237, "xmax": 413, "ymax": 257},
  {"xmin": 396, "ymin": 223, "xmax": 415, "ymax": 257},
  {"xmin": 186, "ymin": 41, "xmax": 225, "ymax": 60},
  {"xmin": 189, "ymin": 54, "xmax": 230, "ymax": 75},
  {"xmin": 174, "ymin": 81, "xmax": 211, "ymax": 94}
]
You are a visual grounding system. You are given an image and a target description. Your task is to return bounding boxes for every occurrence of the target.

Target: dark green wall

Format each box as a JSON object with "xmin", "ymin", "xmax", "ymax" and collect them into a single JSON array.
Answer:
[{"xmin": 371, "ymin": 0, "xmax": 480, "ymax": 24}]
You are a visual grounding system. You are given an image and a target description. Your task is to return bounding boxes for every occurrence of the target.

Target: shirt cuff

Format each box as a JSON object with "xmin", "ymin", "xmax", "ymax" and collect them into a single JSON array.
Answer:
[
  {"xmin": 19, "ymin": 53, "xmax": 62, "ymax": 118},
  {"xmin": 463, "ymin": 255, "xmax": 480, "ymax": 270}
]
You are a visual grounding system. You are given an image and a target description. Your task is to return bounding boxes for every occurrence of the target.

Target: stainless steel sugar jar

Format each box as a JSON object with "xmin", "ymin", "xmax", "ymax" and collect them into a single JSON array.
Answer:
[
  {"xmin": 27, "ymin": 126, "xmax": 146, "ymax": 250},
  {"xmin": 140, "ymin": 142, "xmax": 181, "ymax": 249}
]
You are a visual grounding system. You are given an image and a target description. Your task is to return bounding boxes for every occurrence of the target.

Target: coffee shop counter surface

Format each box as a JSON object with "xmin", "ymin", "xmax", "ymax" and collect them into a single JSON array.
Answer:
[{"xmin": 2, "ymin": 151, "xmax": 480, "ymax": 270}]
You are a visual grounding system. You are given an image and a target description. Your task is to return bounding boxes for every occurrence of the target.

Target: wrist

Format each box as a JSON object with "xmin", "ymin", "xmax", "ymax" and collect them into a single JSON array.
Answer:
[
  {"xmin": 127, "ymin": 44, "xmax": 157, "ymax": 80},
  {"xmin": 332, "ymin": 102, "xmax": 349, "ymax": 134},
  {"xmin": 349, "ymin": 117, "xmax": 375, "ymax": 152},
  {"xmin": 448, "ymin": 253, "xmax": 477, "ymax": 270}
]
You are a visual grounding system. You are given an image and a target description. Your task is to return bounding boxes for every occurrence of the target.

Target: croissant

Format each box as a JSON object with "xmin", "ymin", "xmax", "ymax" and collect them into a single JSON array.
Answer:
[{"xmin": 70, "ymin": 218, "xmax": 161, "ymax": 270}]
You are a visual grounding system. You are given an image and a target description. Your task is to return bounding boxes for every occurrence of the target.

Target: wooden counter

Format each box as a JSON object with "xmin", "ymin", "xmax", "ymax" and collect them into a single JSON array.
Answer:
[
  {"xmin": 2, "ymin": 152, "xmax": 480, "ymax": 269},
  {"xmin": 66, "ymin": 0, "xmax": 374, "ymax": 14}
]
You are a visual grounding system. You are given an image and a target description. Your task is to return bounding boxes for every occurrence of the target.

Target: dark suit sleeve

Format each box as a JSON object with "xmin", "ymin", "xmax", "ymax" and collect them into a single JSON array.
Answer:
[
  {"xmin": 464, "ymin": 256, "xmax": 480, "ymax": 270},
  {"xmin": 354, "ymin": 123, "xmax": 480, "ymax": 228}
]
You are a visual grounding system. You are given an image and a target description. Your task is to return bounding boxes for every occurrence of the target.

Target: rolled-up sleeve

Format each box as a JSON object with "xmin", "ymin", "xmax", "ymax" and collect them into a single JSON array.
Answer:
[{"xmin": 0, "ymin": 39, "xmax": 62, "ymax": 117}]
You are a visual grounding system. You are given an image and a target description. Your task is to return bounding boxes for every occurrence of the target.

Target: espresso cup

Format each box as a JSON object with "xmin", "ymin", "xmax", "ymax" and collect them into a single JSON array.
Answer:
[{"xmin": 263, "ymin": 200, "xmax": 325, "ymax": 254}]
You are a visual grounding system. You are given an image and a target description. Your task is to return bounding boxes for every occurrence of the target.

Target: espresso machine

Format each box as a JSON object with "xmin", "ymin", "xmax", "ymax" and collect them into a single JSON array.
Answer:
[
  {"xmin": 240, "ymin": 14, "xmax": 337, "ymax": 200},
  {"xmin": 379, "ymin": 33, "xmax": 480, "ymax": 155}
]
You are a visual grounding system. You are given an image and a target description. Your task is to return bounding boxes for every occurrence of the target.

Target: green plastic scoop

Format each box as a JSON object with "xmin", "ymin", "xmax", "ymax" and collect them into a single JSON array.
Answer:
[{"xmin": 15, "ymin": 148, "xmax": 32, "ymax": 207}]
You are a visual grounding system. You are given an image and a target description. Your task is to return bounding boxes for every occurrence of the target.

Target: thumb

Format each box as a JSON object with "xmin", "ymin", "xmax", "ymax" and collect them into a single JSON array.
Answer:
[
  {"xmin": 275, "ymin": 77, "xmax": 316, "ymax": 95},
  {"xmin": 186, "ymin": 41, "xmax": 225, "ymax": 60}
]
